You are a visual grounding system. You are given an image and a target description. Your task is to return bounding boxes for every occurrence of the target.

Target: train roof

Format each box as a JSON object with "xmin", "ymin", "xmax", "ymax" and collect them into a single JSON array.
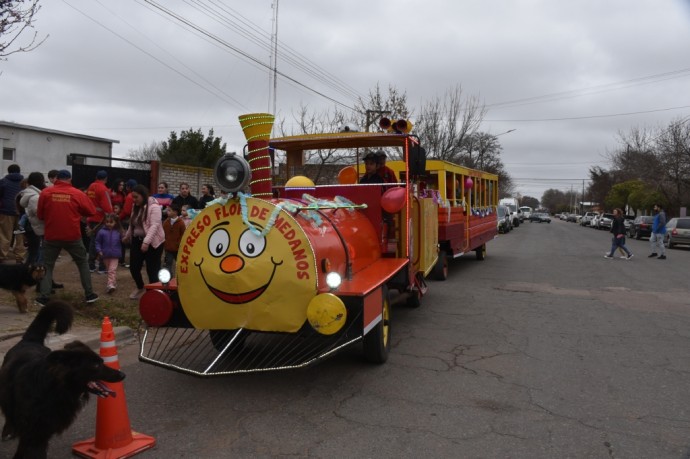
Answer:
[{"xmin": 269, "ymin": 131, "xmax": 414, "ymax": 151}]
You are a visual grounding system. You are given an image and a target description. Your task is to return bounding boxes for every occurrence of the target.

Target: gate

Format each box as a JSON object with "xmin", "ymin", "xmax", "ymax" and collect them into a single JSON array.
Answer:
[{"xmin": 69, "ymin": 154, "xmax": 152, "ymax": 192}]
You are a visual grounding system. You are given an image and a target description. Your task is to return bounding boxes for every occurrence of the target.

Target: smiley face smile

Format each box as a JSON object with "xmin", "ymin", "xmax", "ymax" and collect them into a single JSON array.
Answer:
[{"xmin": 196, "ymin": 257, "xmax": 283, "ymax": 304}]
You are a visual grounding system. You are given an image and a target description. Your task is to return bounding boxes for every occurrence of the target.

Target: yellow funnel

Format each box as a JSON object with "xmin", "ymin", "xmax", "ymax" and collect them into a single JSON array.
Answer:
[{"xmin": 239, "ymin": 113, "xmax": 275, "ymax": 142}]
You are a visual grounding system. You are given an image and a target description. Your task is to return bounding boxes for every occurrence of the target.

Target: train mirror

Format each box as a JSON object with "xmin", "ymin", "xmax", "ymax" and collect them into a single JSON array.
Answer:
[{"xmin": 214, "ymin": 152, "xmax": 251, "ymax": 193}]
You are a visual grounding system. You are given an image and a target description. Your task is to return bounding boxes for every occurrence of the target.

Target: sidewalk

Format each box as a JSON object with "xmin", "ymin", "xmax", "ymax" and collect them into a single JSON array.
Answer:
[{"xmin": 0, "ymin": 305, "xmax": 134, "ymax": 359}]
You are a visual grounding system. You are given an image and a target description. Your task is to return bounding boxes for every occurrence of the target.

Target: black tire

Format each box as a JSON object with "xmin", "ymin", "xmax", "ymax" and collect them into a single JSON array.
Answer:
[
  {"xmin": 363, "ymin": 287, "xmax": 391, "ymax": 363},
  {"xmin": 406, "ymin": 288, "xmax": 421, "ymax": 308},
  {"xmin": 475, "ymin": 244, "xmax": 486, "ymax": 261},
  {"xmin": 432, "ymin": 250, "xmax": 448, "ymax": 281}
]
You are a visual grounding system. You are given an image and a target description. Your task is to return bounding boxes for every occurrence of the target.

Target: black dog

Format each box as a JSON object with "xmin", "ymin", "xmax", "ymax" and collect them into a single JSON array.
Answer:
[
  {"xmin": 0, "ymin": 300, "xmax": 125, "ymax": 459},
  {"xmin": 0, "ymin": 263, "xmax": 46, "ymax": 313}
]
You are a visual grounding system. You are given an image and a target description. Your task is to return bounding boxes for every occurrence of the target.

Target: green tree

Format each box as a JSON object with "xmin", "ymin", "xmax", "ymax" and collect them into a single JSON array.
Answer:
[
  {"xmin": 605, "ymin": 180, "xmax": 645, "ymax": 213},
  {"xmin": 159, "ymin": 128, "xmax": 226, "ymax": 168},
  {"xmin": 520, "ymin": 196, "xmax": 539, "ymax": 209}
]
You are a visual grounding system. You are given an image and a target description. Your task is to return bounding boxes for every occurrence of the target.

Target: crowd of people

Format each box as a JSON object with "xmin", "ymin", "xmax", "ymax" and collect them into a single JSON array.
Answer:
[{"xmin": 0, "ymin": 163, "xmax": 216, "ymax": 307}]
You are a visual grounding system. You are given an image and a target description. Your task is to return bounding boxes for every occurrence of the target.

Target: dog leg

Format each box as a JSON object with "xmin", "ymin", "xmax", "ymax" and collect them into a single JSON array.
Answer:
[{"xmin": 12, "ymin": 291, "xmax": 28, "ymax": 314}]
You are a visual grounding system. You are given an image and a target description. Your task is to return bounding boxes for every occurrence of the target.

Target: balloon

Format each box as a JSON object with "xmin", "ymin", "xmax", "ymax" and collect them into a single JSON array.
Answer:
[
  {"xmin": 464, "ymin": 177, "xmax": 474, "ymax": 190},
  {"xmin": 381, "ymin": 187, "xmax": 406, "ymax": 213},
  {"xmin": 337, "ymin": 166, "xmax": 358, "ymax": 184}
]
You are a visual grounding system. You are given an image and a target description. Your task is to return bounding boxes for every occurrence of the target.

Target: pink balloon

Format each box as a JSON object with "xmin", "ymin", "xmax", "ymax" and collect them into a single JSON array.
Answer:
[
  {"xmin": 381, "ymin": 187, "xmax": 406, "ymax": 213},
  {"xmin": 464, "ymin": 178, "xmax": 474, "ymax": 190}
]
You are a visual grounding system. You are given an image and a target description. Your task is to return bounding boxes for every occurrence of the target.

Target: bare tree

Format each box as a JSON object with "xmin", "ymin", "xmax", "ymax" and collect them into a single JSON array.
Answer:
[
  {"xmin": 415, "ymin": 85, "xmax": 486, "ymax": 161},
  {"xmin": 127, "ymin": 140, "xmax": 164, "ymax": 169},
  {"xmin": 1, "ymin": 0, "xmax": 47, "ymax": 59}
]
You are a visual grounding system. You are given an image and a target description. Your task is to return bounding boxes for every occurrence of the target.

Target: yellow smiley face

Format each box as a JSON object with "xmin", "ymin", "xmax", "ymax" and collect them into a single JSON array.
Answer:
[{"xmin": 177, "ymin": 198, "xmax": 317, "ymax": 332}]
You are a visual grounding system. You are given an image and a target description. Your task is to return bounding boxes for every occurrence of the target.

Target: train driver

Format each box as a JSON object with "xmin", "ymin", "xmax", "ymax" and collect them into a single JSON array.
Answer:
[
  {"xmin": 360, "ymin": 152, "xmax": 384, "ymax": 184},
  {"xmin": 375, "ymin": 150, "xmax": 397, "ymax": 183}
]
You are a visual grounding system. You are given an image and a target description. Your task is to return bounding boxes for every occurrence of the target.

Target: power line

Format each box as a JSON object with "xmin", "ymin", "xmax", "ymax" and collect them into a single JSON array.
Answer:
[{"xmin": 487, "ymin": 104, "xmax": 690, "ymax": 122}]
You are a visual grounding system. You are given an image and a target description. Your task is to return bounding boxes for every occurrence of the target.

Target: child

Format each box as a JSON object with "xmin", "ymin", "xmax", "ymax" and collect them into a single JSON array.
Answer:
[
  {"xmin": 95, "ymin": 213, "xmax": 124, "ymax": 294},
  {"xmin": 162, "ymin": 203, "xmax": 186, "ymax": 276},
  {"xmin": 112, "ymin": 203, "xmax": 128, "ymax": 267},
  {"xmin": 181, "ymin": 204, "xmax": 192, "ymax": 227}
]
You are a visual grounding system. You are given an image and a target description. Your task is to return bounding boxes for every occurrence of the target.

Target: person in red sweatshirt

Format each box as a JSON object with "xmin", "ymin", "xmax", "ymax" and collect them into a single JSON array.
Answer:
[
  {"xmin": 36, "ymin": 169, "xmax": 98, "ymax": 306},
  {"xmin": 85, "ymin": 170, "xmax": 113, "ymax": 272}
]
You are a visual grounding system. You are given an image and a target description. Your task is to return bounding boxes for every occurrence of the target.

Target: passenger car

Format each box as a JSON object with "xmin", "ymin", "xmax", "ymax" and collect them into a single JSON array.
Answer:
[
  {"xmin": 581, "ymin": 212, "xmax": 597, "ymax": 226},
  {"xmin": 497, "ymin": 205, "xmax": 511, "ymax": 233},
  {"xmin": 628, "ymin": 215, "xmax": 654, "ymax": 239},
  {"xmin": 597, "ymin": 213, "xmax": 615, "ymax": 230},
  {"xmin": 664, "ymin": 217, "xmax": 690, "ymax": 248},
  {"xmin": 529, "ymin": 212, "xmax": 551, "ymax": 223}
]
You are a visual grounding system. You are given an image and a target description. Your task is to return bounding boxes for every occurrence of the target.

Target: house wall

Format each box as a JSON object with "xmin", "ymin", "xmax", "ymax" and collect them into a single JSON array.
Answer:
[{"xmin": 0, "ymin": 124, "xmax": 112, "ymax": 177}]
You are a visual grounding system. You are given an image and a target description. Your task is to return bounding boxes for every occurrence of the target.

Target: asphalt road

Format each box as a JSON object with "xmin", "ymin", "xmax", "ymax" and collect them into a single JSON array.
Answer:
[{"xmin": 3, "ymin": 219, "xmax": 690, "ymax": 459}]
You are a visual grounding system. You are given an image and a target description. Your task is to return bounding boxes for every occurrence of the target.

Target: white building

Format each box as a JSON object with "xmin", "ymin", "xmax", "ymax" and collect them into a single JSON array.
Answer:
[{"xmin": 0, "ymin": 121, "xmax": 118, "ymax": 175}]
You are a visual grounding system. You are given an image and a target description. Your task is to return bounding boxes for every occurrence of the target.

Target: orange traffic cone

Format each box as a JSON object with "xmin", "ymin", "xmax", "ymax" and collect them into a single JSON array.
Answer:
[{"xmin": 73, "ymin": 317, "xmax": 156, "ymax": 458}]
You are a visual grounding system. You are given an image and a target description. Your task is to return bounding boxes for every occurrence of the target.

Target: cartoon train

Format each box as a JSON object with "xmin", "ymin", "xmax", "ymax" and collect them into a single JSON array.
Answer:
[{"xmin": 137, "ymin": 113, "xmax": 498, "ymax": 376}]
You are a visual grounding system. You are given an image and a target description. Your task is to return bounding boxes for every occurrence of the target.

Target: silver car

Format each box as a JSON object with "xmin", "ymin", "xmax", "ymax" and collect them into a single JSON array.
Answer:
[{"xmin": 664, "ymin": 217, "xmax": 690, "ymax": 248}]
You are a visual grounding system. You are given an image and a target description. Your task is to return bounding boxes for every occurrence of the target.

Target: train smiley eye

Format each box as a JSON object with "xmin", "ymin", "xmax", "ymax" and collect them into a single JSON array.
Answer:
[
  {"xmin": 208, "ymin": 229, "xmax": 230, "ymax": 257},
  {"xmin": 238, "ymin": 229, "xmax": 266, "ymax": 258}
]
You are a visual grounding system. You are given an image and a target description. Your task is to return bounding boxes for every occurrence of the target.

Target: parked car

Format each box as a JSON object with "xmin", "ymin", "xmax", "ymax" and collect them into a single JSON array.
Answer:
[
  {"xmin": 581, "ymin": 211, "xmax": 597, "ymax": 226},
  {"xmin": 597, "ymin": 213, "xmax": 615, "ymax": 230},
  {"xmin": 664, "ymin": 217, "xmax": 690, "ymax": 248},
  {"xmin": 590, "ymin": 213, "xmax": 601, "ymax": 228},
  {"xmin": 529, "ymin": 212, "xmax": 551, "ymax": 223},
  {"xmin": 628, "ymin": 215, "xmax": 654, "ymax": 239},
  {"xmin": 497, "ymin": 205, "xmax": 511, "ymax": 233},
  {"xmin": 623, "ymin": 215, "xmax": 635, "ymax": 232}
]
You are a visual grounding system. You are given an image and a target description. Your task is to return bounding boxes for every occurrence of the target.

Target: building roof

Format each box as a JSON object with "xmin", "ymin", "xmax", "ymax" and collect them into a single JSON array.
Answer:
[{"xmin": 0, "ymin": 121, "xmax": 119, "ymax": 144}]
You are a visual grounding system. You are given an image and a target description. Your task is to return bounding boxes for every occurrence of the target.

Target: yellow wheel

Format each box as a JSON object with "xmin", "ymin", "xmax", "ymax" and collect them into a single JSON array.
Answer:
[{"xmin": 363, "ymin": 287, "xmax": 391, "ymax": 363}]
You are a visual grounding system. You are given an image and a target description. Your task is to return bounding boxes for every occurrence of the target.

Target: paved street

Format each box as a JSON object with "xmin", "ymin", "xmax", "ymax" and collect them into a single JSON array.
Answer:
[{"xmin": 2, "ymin": 219, "xmax": 689, "ymax": 458}]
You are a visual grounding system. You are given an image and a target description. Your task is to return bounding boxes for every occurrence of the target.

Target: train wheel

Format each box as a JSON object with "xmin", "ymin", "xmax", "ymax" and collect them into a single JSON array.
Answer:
[
  {"xmin": 363, "ymin": 287, "xmax": 391, "ymax": 363},
  {"xmin": 475, "ymin": 244, "xmax": 486, "ymax": 261},
  {"xmin": 209, "ymin": 329, "xmax": 247, "ymax": 352},
  {"xmin": 432, "ymin": 250, "xmax": 448, "ymax": 280}
]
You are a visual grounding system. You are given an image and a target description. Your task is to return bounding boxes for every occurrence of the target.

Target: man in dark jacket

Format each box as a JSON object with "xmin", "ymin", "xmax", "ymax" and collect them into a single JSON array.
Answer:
[{"xmin": 0, "ymin": 164, "xmax": 25, "ymax": 262}]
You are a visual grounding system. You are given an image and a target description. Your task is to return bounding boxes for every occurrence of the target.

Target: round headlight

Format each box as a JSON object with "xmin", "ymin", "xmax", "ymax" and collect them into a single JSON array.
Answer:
[
  {"xmin": 214, "ymin": 152, "xmax": 251, "ymax": 193},
  {"xmin": 158, "ymin": 268, "xmax": 172, "ymax": 284},
  {"xmin": 325, "ymin": 272, "xmax": 342, "ymax": 289}
]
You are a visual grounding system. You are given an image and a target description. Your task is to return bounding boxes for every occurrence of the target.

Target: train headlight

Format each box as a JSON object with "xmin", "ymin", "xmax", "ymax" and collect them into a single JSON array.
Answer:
[
  {"xmin": 158, "ymin": 268, "xmax": 172, "ymax": 285},
  {"xmin": 325, "ymin": 272, "xmax": 342, "ymax": 289},
  {"xmin": 214, "ymin": 152, "xmax": 251, "ymax": 193}
]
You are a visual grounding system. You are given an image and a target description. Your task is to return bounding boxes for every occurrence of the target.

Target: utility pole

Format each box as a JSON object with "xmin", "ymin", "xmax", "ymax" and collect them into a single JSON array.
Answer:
[{"xmin": 268, "ymin": 0, "xmax": 279, "ymax": 116}]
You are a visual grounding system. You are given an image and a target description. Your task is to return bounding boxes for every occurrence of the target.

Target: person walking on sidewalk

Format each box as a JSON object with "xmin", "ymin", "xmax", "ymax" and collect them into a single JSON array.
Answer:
[
  {"xmin": 95, "ymin": 213, "xmax": 124, "ymax": 294},
  {"xmin": 604, "ymin": 208, "xmax": 633, "ymax": 260},
  {"xmin": 648, "ymin": 203, "xmax": 667, "ymax": 260},
  {"xmin": 36, "ymin": 169, "xmax": 99, "ymax": 305},
  {"xmin": 123, "ymin": 185, "xmax": 164, "ymax": 300}
]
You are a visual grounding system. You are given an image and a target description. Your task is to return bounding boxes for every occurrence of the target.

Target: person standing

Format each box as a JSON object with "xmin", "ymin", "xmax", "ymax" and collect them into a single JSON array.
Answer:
[
  {"xmin": 172, "ymin": 182, "xmax": 200, "ymax": 210},
  {"xmin": 152, "ymin": 181, "xmax": 174, "ymax": 217},
  {"xmin": 123, "ymin": 185, "xmax": 164, "ymax": 300},
  {"xmin": 604, "ymin": 208, "xmax": 633, "ymax": 260},
  {"xmin": 109, "ymin": 178, "xmax": 126, "ymax": 211},
  {"xmin": 95, "ymin": 213, "xmax": 124, "ymax": 294},
  {"xmin": 0, "ymin": 164, "xmax": 26, "ymax": 263},
  {"xmin": 162, "ymin": 202, "xmax": 186, "ymax": 276},
  {"xmin": 85, "ymin": 170, "xmax": 113, "ymax": 273},
  {"xmin": 198, "ymin": 184, "xmax": 216, "ymax": 209},
  {"xmin": 36, "ymin": 169, "xmax": 98, "ymax": 305},
  {"xmin": 648, "ymin": 203, "xmax": 667, "ymax": 260}
]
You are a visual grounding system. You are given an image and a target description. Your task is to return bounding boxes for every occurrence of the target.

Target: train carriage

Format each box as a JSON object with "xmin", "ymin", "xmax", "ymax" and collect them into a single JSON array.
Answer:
[{"xmin": 136, "ymin": 113, "xmax": 497, "ymax": 376}]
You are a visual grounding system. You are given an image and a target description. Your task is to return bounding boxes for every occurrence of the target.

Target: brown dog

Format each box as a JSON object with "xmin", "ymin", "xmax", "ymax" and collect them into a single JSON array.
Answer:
[{"xmin": 0, "ymin": 263, "xmax": 46, "ymax": 313}]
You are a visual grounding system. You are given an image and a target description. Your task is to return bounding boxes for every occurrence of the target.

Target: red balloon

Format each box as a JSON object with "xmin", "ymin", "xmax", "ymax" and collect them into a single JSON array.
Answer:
[
  {"xmin": 464, "ymin": 177, "xmax": 474, "ymax": 190},
  {"xmin": 381, "ymin": 187, "xmax": 406, "ymax": 213}
]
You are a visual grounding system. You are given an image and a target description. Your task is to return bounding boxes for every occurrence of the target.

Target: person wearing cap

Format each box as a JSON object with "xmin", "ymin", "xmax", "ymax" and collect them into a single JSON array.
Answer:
[
  {"xmin": 36, "ymin": 169, "xmax": 99, "ymax": 305},
  {"xmin": 0, "ymin": 164, "xmax": 26, "ymax": 263},
  {"xmin": 85, "ymin": 170, "xmax": 113, "ymax": 273},
  {"xmin": 375, "ymin": 150, "xmax": 397, "ymax": 184},
  {"xmin": 359, "ymin": 152, "xmax": 384, "ymax": 184}
]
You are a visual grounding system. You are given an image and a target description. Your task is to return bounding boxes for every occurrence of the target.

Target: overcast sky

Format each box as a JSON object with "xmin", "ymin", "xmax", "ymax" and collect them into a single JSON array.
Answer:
[{"xmin": 2, "ymin": 0, "xmax": 690, "ymax": 200}]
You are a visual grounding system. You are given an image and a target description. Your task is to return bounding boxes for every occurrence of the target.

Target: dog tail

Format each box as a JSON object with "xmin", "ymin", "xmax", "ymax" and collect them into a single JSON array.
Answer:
[{"xmin": 23, "ymin": 300, "xmax": 74, "ymax": 344}]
